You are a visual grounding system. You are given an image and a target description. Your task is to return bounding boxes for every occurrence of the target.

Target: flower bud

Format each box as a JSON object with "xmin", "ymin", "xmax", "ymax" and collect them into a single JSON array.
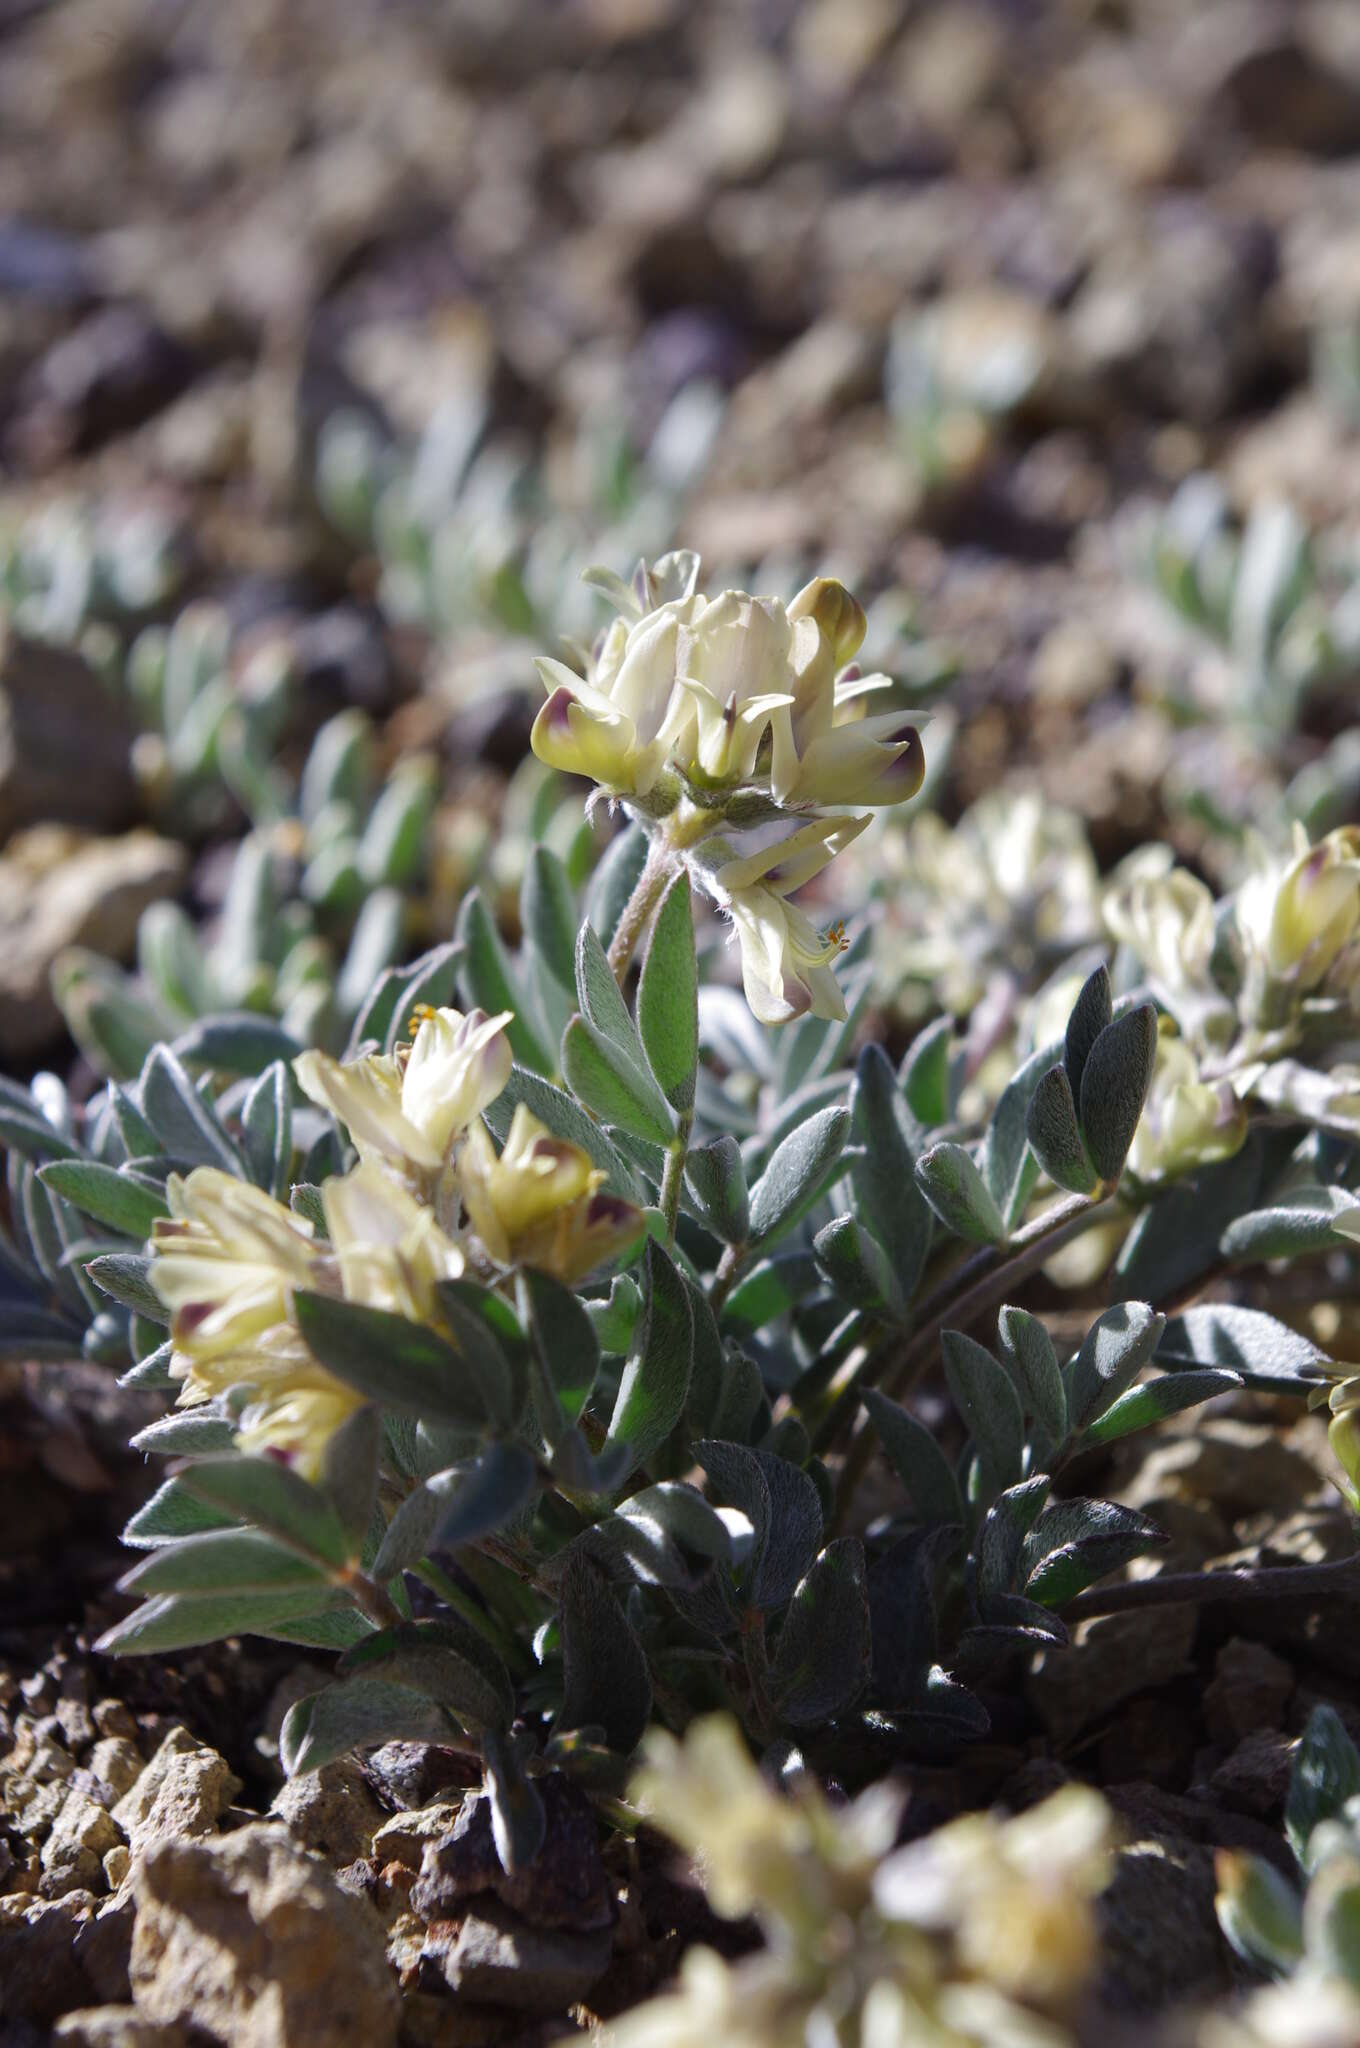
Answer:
[
  {"xmin": 787, "ymin": 577, "xmax": 867, "ymax": 667},
  {"xmin": 1237, "ymin": 825, "xmax": 1360, "ymax": 991}
]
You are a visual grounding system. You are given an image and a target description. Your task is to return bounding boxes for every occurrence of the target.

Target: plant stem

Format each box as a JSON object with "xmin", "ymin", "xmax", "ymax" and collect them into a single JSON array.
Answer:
[
  {"xmin": 829, "ymin": 1191, "xmax": 1118, "ymax": 1530},
  {"xmin": 709, "ymin": 1241, "xmax": 746, "ymax": 1315},
  {"xmin": 345, "ymin": 1571, "xmax": 403, "ymax": 1630},
  {"xmin": 659, "ymin": 1117, "xmax": 692, "ymax": 1249},
  {"xmin": 409, "ymin": 1559, "xmax": 530, "ymax": 1674},
  {"xmin": 1064, "ymin": 1551, "xmax": 1360, "ymax": 1623},
  {"xmin": 607, "ymin": 843, "xmax": 673, "ymax": 982}
]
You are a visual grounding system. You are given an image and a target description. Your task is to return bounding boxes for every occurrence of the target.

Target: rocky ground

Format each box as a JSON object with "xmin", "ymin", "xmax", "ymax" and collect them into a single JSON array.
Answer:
[{"xmin": 5, "ymin": 0, "xmax": 1360, "ymax": 2041}]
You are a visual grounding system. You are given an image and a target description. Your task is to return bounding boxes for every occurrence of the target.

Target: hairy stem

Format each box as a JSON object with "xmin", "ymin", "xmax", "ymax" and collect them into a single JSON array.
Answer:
[
  {"xmin": 709, "ymin": 1241, "xmax": 747, "ymax": 1315},
  {"xmin": 409, "ymin": 1559, "xmax": 530, "ymax": 1673},
  {"xmin": 607, "ymin": 843, "xmax": 673, "ymax": 983},
  {"xmin": 1064, "ymin": 1551, "xmax": 1360, "ymax": 1623},
  {"xmin": 659, "ymin": 1117, "xmax": 692, "ymax": 1250},
  {"xmin": 830, "ymin": 1191, "xmax": 1119, "ymax": 1530},
  {"xmin": 345, "ymin": 1571, "xmax": 404, "ymax": 1630}
]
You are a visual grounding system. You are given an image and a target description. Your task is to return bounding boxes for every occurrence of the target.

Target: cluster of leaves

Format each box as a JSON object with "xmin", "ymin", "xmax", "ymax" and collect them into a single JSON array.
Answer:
[
  {"xmin": 52, "ymin": 704, "xmax": 455, "ymax": 1080},
  {"xmin": 4, "ymin": 803, "xmax": 1356, "ymax": 1876}
]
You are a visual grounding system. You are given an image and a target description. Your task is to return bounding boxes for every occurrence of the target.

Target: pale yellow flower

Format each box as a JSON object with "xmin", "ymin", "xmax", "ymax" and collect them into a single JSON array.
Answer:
[
  {"xmin": 294, "ymin": 1005, "xmax": 512, "ymax": 1176},
  {"xmin": 1103, "ymin": 852, "xmax": 1217, "ymax": 998},
  {"xmin": 322, "ymin": 1160, "xmax": 464, "ymax": 1323},
  {"xmin": 631, "ymin": 1717, "xmax": 810, "ymax": 1923},
  {"xmin": 874, "ymin": 1786, "xmax": 1112, "ymax": 2008},
  {"xmin": 1237, "ymin": 825, "xmax": 1360, "ymax": 991},
  {"xmin": 233, "ymin": 1384, "xmax": 368, "ymax": 1481},
  {"xmin": 151, "ymin": 1169, "xmax": 320, "ymax": 1362},
  {"xmin": 1125, "ymin": 1023, "xmax": 1248, "ymax": 1186},
  {"xmin": 459, "ymin": 1106, "xmax": 644, "ymax": 1281},
  {"xmin": 713, "ymin": 814, "xmax": 868, "ymax": 1026}
]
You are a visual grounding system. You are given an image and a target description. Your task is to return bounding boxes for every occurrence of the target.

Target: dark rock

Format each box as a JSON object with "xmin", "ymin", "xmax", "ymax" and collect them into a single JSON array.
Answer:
[
  {"xmin": 361, "ymin": 1742, "xmax": 481, "ymax": 1812},
  {"xmin": 1203, "ymin": 1638, "xmax": 1294, "ymax": 1747},
  {"xmin": 15, "ymin": 306, "xmax": 196, "ymax": 461},
  {"xmin": 1208, "ymin": 1730, "xmax": 1298, "ymax": 1820},
  {"xmin": 419, "ymin": 1897, "xmax": 612, "ymax": 2012},
  {"xmin": 410, "ymin": 1775, "xmax": 613, "ymax": 1934},
  {"xmin": 1212, "ymin": 40, "xmax": 1360, "ymax": 157},
  {"xmin": 0, "ymin": 636, "xmax": 137, "ymax": 843}
]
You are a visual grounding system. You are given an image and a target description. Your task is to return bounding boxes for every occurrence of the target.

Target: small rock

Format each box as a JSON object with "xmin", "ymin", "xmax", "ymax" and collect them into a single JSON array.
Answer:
[
  {"xmin": 0, "ymin": 632, "xmax": 137, "ymax": 843},
  {"xmin": 362, "ymin": 1741, "xmax": 479, "ymax": 1811},
  {"xmin": 269, "ymin": 1756, "xmax": 387, "ymax": 1867},
  {"xmin": 1120, "ymin": 1421, "xmax": 1325, "ymax": 1521},
  {"xmin": 1097, "ymin": 1832, "xmax": 1229, "ymax": 2013},
  {"xmin": 104, "ymin": 1845, "xmax": 131, "ymax": 1891},
  {"xmin": 55, "ymin": 2008, "xmax": 186, "ymax": 2048},
  {"xmin": 55, "ymin": 1697, "xmax": 98, "ymax": 1753},
  {"xmin": 89, "ymin": 1739, "xmax": 146, "ymax": 1806},
  {"xmin": 370, "ymin": 1799, "xmax": 465, "ymax": 1869},
  {"xmin": 1203, "ymin": 1639, "xmax": 1294, "ymax": 1746},
  {"xmin": 0, "ymin": 1887, "xmax": 101, "ymax": 2023},
  {"xmin": 421, "ymin": 1897, "xmax": 612, "ymax": 2012},
  {"xmin": 130, "ymin": 1822, "xmax": 399, "ymax": 2048},
  {"xmin": 40, "ymin": 1789, "xmax": 124, "ymax": 1896},
  {"xmin": 93, "ymin": 1703, "xmax": 139, "ymax": 1743},
  {"xmin": 112, "ymin": 1727, "xmax": 241, "ymax": 1864},
  {"xmin": 0, "ymin": 825, "xmax": 187, "ymax": 1059},
  {"xmin": 1027, "ymin": 1602, "xmax": 1199, "ymax": 1746},
  {"xmin": 1209, "ymin": 1730, "xmax": 1299, "ymax": 1820},
  {"xmin": 75, "ymin": 1890, "xmax": 137, "ymax": 2005},
  {"xmin": 410, "ymin": 1776, "xmax": 613, "ymax": 1932}
]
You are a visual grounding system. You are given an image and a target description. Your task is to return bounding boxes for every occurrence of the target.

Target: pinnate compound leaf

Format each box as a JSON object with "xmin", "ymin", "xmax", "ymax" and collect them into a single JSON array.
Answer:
[
  {"xmin": 940, "ymin": 1330, "xmax": 1024, "ymax": 1497},
  {"xmin": 605, "ymin": 1239, "xmax": 693, "ymax": 1475},
  {"xmin": 996, "ymin": 1306, "xmax": 1067, "ymax": 1442},
  {"xmin": 559, "ymin": 1550, "xmax": 652, "ymax": 1754},
  {"xmin": 1065, "ymin": 1301, "xmax": 1166, "ymax": 1433},
  {"xmin": 37, "ymin": 1161, "xmax": 168, "ymax": 1240},
  {"xmin": 293, "ymin": 1291, "xmax": 487, "ymax": 1429},
  {"xmin": 862, "ymin": 1388, "xmax": 963, "ymax": 1527},
  {"xmin": 1022, "ymin": 1496, "xmax": 1168, "ymax": 1608},
  {"xmin": 1026, "ymin": 1065, "xmax": 1098, "ymax": 1196},
  {"xmin": 637, "ymin": 870, "xmax": 698, "ymax": 1114},
  {"xmin": 915, "ymin": 1142, "xmax": 1006, "ymax": 1246},
  {"xmin": 768, "ymin": 1539, "xmax": 870, "ymax": 1726},
  {"xmin": 747, "ymin": 1106, "xmax": 851, "ymax": 1248},
  {"xmin": 1064, "ymin": 964, "xmax": 1113, "ymax": 1102},
  {"xmin": 177, "ymin": 1454, "xmax": 352, "ymax": 1567},
  {"xmin": 281, "ymin": 1675, "xmax": 456, "ymax": 1776}
]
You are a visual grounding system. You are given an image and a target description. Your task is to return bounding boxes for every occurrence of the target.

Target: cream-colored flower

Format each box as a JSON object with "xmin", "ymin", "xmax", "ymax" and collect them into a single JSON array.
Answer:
[
  {"xmin": 322, "ymin": 1160, "xmax": 464, "ymax": 1323},
  {"xmin": 874, "ymin": 1786, "xmax": 1112, "ymax": 2007},
  {"xmin": 1125, "ymin": 1023, "xmax": 1249, "ymax": 1186},
  {"xmin": 151, "ymin": 1168, "xmax": 321, "ymax": 1362},
  {"xmin": 459, "ymin": 1106, "xmax": 643, "ymax": 1282},
  {"xmin": 712, "ymin": 814, "xmax": 869, "ymax": 1026},
  {"xmin": 631, "ymin": 1717, "xmax": 811, "ymax": 1923},
  {"xmin": 531, "ymin": 556, "xmax": 922, "ymax": 814},
  {"xmin": 233, "ymin": 1384, "xmax": 367, "ymax": 1481},
  {"xmin": 1237, "ymin": 825, "xmax": 1360, "ymax": 992},
  {"xmin": 1103, "ymin": 852, "xmax": 1217, "ymax": 998},
  {"xmin": 294, "ymin": 1005, "xmax": 512, "ymax": 1177}
]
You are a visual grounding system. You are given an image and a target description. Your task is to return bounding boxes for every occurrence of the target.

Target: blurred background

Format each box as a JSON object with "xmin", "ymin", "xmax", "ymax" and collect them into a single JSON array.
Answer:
[{"xmin": 4, "ymin": 0, "xmax": 1360, "ymax": 1589}]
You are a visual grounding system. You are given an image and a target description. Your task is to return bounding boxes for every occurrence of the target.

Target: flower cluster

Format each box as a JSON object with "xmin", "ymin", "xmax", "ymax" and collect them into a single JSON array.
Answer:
[
  {"xmin": 612, "ymin": 1715, "xmax": 1112, "ymax": 2048},
  {"xmin": 150, "ymin": 1006, "xmax": 643, "ymax": 1475},
  {"xmin": 531, "ymin": 553, "xmax": 925, "ymax": 1025}
]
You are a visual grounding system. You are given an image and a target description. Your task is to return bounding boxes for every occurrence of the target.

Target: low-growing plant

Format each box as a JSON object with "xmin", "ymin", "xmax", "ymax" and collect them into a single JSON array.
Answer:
[{"xmin": 3, "ymin": 553, "xmax": 1360, "ymax": 1885}]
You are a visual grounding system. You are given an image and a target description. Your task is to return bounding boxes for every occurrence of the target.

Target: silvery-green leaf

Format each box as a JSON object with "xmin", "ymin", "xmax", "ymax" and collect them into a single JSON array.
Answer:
[
  {"xmin": 1078, "ymin": 1004, "xmax": 1158, "ymax": 1184},
  {"xmin": 916, "ymin": 1142, "xmax": 1006, "ymax": 1246}
]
